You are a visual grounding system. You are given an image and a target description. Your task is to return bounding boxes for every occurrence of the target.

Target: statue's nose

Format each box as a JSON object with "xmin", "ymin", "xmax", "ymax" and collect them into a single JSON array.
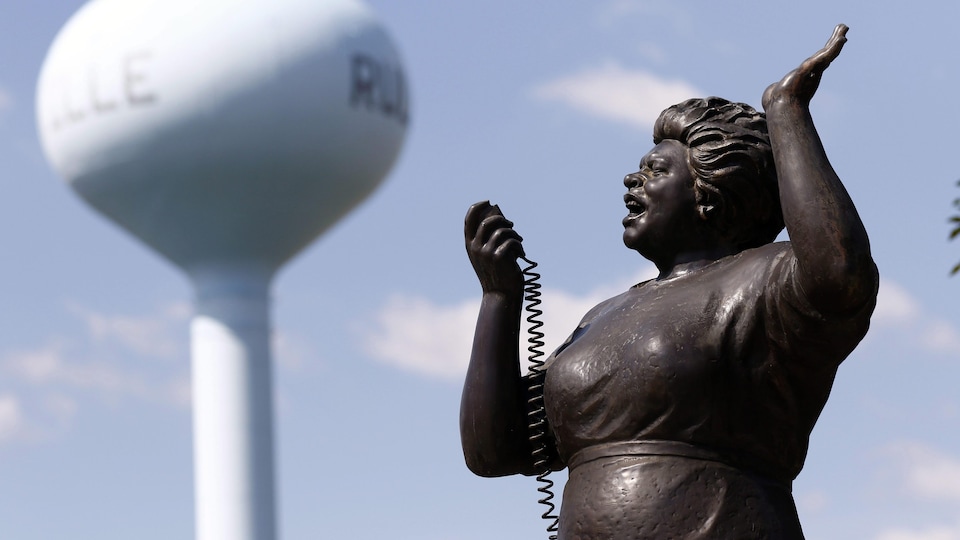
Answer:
[{"xmin": 624, "ymin": 172, "xmax": 643, "ymax": 188}]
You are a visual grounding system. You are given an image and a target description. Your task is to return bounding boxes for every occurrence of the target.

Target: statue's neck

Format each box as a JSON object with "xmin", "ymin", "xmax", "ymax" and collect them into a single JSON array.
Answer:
[{"xmin": 655, "ymin": 245, "xmax": 738, "ymax": 281}]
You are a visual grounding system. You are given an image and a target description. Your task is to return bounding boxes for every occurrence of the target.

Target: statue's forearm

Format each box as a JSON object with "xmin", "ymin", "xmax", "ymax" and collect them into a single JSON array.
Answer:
[
  {"xmin": 460, "ymin": 292, "xmax": 535, "ymax": 477},
  {"xmin": 767, "ymin": 101, "xmax": 877, "ymax": 314}
]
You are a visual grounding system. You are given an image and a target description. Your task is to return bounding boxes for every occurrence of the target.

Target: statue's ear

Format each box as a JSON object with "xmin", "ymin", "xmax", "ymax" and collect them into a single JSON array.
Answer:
[{"xmin": 697, "ymin": 204, "xmax": 716, "ymax": 221}]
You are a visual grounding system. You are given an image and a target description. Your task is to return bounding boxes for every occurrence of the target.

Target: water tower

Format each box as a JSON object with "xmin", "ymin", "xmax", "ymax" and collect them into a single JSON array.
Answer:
[{"xmin": 35, "ymin": 0, "xmax": 408, "ymax": 538}]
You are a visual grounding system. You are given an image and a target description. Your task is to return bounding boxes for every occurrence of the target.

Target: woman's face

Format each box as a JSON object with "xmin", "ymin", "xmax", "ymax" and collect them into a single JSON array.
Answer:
[{"xmin": 622, "ymin": 139, "xmax": 704, "ymax": 263}]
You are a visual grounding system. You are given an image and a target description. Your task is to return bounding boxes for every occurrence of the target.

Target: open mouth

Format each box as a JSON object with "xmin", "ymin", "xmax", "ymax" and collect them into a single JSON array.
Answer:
[{"xmin": 624, "ymin": 194, "xmax": 646, "ymax": 218}]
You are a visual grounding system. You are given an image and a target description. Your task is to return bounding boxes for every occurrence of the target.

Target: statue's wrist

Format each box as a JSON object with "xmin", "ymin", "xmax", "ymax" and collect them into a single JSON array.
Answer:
[{"xmin": 763, "ymin": 97, "xmax": 808, "ymax": 115}]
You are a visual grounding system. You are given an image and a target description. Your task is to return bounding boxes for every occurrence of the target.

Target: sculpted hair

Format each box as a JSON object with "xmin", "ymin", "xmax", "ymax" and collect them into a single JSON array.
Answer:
[{"xmin": 653, "ymin": 97, "xmax": 784, "ymax": 250}]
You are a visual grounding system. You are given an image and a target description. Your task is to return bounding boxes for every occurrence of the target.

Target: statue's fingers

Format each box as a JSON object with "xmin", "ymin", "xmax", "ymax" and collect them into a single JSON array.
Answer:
[
  {"xmin": 820, "ymin": 24, "xmax": 848, "ymax": 62},
  {"xmin": 829, "ymin": 24, "xmax": 849, "ymax": 49},
  {"xmin": 472, "ymin": 208, "xmax": 510, "ymax": 244},
  {"xmin": 802, "ymin": 24, "xmax": 847, "ymax": 74},
  {"xmin": 465, "ymin": 200, "xmax": 493, "ymax": 239},
  {"xmin": 493, "ymin": 236, "xmax": 525, "ymax": 260},
  {"xmin": 488, "ymin": 226, "xmax": 523, "ymax": 251},
  {"xmin": 476, "ymin": 213, "xmax": 515, "ymax": 247}
]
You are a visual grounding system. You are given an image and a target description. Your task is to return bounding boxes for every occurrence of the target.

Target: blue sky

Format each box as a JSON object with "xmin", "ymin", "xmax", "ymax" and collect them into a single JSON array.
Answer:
[{"xmin": 2, "ymin": 1, "xmax": 960, "ymax": 539}]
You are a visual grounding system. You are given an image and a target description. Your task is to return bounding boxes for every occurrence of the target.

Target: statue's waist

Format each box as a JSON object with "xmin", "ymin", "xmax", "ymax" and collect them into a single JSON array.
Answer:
[
  {"xmin": 567, "ymin": 440, "xmax": 726, "ymax": 470},
  {"xmin": 567, "ymin": 440, "xmax": 792, "ymax": 490}
]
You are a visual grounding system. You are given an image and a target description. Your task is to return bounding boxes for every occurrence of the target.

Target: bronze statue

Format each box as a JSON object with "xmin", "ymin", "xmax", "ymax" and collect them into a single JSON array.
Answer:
[{"xmin": 461, "ymin": 25, "xmax": 878, "ymax": 540}]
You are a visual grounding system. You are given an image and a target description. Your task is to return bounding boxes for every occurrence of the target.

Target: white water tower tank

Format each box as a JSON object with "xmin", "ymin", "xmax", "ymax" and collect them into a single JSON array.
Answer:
[{"xmin": 36, "ymin": 0, "xmax": 409, "ymax": 538}]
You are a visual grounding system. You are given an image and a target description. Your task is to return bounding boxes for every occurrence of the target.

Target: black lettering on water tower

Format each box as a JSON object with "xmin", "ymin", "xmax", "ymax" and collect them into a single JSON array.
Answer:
[
  {"xmin": 124, "ymin": 51, "xmax": 158, "ymax": 105},
  {"xmin": 48, "ymin": 49, "xmax": 160, "ymax": 132},
  {"xmin": 88, "ymin": 65, "xmax": 118, "ymax": 113},
  {"xmin": 351, "ymin": 54, "xmax": 379, "ymax": 109},
  {"xmin": 350, "ymin": 53, "xmax": 408, "ymax": 126}
]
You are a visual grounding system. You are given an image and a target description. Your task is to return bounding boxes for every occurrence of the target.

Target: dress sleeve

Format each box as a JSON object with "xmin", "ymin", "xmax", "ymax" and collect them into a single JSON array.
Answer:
[{"xmin": 763, "ymin": 243, "xmax": 877, "ymax": 369}]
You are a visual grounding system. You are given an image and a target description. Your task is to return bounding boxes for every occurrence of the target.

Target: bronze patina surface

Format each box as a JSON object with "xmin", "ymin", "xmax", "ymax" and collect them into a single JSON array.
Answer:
[{"xmin": 461, "ymin": 25, "xmax": 878, "ymax": 540}]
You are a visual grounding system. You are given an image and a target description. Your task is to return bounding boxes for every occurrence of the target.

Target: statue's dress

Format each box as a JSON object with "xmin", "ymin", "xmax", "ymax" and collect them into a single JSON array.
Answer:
[{"xmin": 543, "ymin": 242, "xmax": 875, "ymax": 540}]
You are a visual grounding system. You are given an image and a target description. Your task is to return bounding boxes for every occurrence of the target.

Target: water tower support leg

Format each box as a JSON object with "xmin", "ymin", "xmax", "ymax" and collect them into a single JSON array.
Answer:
[{"xmin": 191, "ymin": 270, "xmax": 277, "ymax": 540}]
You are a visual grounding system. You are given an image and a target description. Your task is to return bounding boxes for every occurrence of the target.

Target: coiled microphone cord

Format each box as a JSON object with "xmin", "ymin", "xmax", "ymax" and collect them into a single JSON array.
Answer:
[{"xmin": 520, "ymin": 256, "xmax": 559, "ymax": 540}]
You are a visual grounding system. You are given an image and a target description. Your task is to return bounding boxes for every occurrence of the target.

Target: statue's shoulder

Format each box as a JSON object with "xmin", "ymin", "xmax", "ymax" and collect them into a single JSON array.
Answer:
[
  {"xmin": 742, "ymin": 240, "xmax": 792, "ymax": 258},
  {"xmin": 708, "ymin": 242, "xmax": 798, "ymax": 295},
  {"xmin": 716, "ymin": 241, "xmax": 793, "ymax": 273}
]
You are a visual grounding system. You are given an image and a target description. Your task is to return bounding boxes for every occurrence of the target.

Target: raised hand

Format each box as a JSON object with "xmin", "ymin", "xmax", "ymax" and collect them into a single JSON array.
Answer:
[
  {"xmin": 462, "ymin": 201, "xmax": 535, "ymax": 477},
  {"xmin": 762, "ymin": 24, "xmax": 877, "ymax": 317},
  {"xmin": 465, "ymin": 201, "xmax": 525, "ymax": 297},
  {"xmin": 763, "ymin": 24, "xmax": 847, "ymax": 110}
]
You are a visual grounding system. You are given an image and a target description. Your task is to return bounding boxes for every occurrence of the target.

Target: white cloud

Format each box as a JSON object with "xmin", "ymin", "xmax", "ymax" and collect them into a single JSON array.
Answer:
[
  {"xmin": 0, "ymin": 350, "xmax": 189, "ymax": 446},
  {"xmin": 0, "ymin": 394, "xmax": 24, "ymax": 442},
  {"xmin": 888, "ymin": 442, "xmax": 960, "ymax": 502},
  {"xmin": 921, "ymin": 321, "xmax": 960, "ymax": 355},
  {"xmin": 871, "ymin": 279, "xmax": 960, "ymax": 356},
  {"xmin": 871, "ymin": 442, "xmax": 960, "ymax": 540},
  {"xmin": 0, "ymin": 302, "xmax": 196, "ymax": 445},
  {"xmin": 3, "ymin": 343, "xmax": 151, "ymax": 401},
  {"xmin": 0, "ymin": 298, "xmax": 323, "ymax": 446},
  {"xmin": 363, "ymin": 294, "xmax": 479, "ymax": 379},
  {"xmin": 532, "ymin": 62, "xmax": 702, "ymax": 130},
  {"xmin": 361, "ymin": 267, "xmax": 655, "ymax": 380},
  {"xmin": 4, "ymin": 342, "xmax": 65, "ymax": 382},
  {"xmin": 67, "ymin": 301, "xmax": 189, "ymax": 358},
  {"xmin": 874, "ymin": 279, "xmax": 922, "ymax": 325},
  {"xmin": 16, "ymin": 347, "xmax": 189, "ymax": 408}
]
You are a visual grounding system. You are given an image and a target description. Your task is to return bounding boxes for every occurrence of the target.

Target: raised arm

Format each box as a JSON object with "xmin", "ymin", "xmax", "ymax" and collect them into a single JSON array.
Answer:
[
  {"xmin": 460, "ymin": 201, "xmax": 537, "ymax": 476},
  {"xmin": 762, "ymin": 24, "xmax": 878, "ymax": 315}
]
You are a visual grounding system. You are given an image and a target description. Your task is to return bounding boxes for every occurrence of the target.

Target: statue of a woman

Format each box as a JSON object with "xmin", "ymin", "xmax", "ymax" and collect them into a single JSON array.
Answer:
[{"xmin": 461, "ymin": 25, "xmax": 877, "ymax": 539}]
